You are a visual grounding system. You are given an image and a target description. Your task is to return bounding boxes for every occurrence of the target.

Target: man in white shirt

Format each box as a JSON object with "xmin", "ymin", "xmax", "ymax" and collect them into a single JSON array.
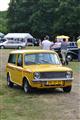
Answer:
[{"xmin": 41, "ymin": 35, "xmax": 53, "ymax": 50}]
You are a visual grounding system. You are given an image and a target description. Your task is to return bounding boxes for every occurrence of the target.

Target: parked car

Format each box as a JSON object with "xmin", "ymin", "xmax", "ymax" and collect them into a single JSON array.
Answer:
[
  {"xmin": 6, "ymin": 50, "xmax": 73, "ymax": 93},
  {"xmin": 27, "ymin": 38, "xmax": 39, "ymax": 46},
  {"xmin": 51, "ymin": 42, "xmax": 79, "ymax": 61},
  {"xmin": 0, "ymin": 39, "xmax": 26, "ymax": 49},
  {"xmin": 27, "ymin": 38, "xmax": 34, "ymax": 46},
  {"xmin": 67, "ymin": 42, "xmax": 79, "ymax": 61},
  {"xmin": 34, "ymin": 39, "xmax": 39, "ymax": 46}
]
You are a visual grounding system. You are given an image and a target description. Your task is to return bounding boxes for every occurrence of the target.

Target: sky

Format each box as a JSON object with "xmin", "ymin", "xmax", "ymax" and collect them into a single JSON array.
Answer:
[{"xmin": 0, "ymin": 0, "xmax": 10, "ymax": 11}]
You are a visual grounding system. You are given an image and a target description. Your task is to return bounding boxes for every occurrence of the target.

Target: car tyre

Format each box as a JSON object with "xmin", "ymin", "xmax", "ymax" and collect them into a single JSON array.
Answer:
[
  {"xmin": 1, "ymin": 45, "xmax": 4, "ymax": 49},
  {"xmin": 23, "ymin": 80, "xmax": 31, "ymax": 93},
  {"xmin": 66, "ymin": 54, "xmax": 73, "ymax": 62},
  {"xmin": 63, "ymin": 86, "xmax": 72, "ymax": 93},
  {"xmin": 7, "ymin": 74, "xmax": 13, "ymax": 88},
  {"xmin": 18, "ymin": 46, "xmax": 22, "ymax": 49}
]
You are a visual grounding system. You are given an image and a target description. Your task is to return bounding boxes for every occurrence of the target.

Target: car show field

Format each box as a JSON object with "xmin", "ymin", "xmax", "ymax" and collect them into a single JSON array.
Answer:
[{"xmin": 0, "ymin": 47, "xmax": 80, "ymax": 120}]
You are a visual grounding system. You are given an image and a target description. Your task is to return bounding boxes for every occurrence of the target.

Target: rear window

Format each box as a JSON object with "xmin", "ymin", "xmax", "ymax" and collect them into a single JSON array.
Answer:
[
  {"xmin": 8, "ymin": 54, "xmax": 16, "ymax": 64},
  {"xmin": 68, "ymin": 42, "xmax": 77, "ymax": 48},
  {"xmin": 70, "ymin": 43, "xmax": 75, "ymax": 46}
]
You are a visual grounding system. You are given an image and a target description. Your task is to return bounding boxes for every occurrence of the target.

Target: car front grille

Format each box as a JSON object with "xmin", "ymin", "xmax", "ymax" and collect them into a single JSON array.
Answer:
[{"xmin": 40, "ymin": 72, "xmax": 66, "ymax": 79}]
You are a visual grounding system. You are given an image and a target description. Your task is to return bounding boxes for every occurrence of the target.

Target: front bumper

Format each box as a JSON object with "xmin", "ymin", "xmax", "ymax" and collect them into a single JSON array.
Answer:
[{"xmin": 32, "ymin": 78, "xmax": 74, "ymax": 82}]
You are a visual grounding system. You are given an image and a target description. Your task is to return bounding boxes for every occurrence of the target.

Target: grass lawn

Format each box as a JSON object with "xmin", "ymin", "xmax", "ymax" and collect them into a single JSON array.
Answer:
[{"xmin": 0, "ymin": 47, "xmax": 80, "ymax": 120}]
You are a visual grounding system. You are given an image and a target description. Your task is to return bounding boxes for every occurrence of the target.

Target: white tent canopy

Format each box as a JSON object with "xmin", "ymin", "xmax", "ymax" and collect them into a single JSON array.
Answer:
[
  {"xmin": 56, "ymin": 35, "xmax": 69, "ymax": 42},
  {"xmin": 4, "ymin": 33, "xmax": 33, "ymax": 39}
]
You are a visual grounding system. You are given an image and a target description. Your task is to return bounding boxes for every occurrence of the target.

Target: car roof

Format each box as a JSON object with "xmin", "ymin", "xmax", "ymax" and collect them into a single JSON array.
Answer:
[{"xmin": 10, "ymin": 49, "xmax": 56, "ymax": 54}]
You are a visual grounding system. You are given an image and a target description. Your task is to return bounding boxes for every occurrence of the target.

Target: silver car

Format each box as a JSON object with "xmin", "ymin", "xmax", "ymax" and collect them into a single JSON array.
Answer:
[{"xmin": 0, "ymin": 39, "xmax": 26, "ymax": 49}]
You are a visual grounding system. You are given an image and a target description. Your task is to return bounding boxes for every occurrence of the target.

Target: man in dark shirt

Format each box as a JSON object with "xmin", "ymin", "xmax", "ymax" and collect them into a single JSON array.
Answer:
[{"xmin": 61, "ymin": 38, "xmax": 68, "ymax": 65}]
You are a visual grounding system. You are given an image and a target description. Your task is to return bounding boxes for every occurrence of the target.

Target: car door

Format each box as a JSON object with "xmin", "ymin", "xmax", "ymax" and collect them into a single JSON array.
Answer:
[
  {"xmin": 14, "ymin": 54, "xmax": 23, "ymax": 85},
  {"xmin": 4, "ymin": 41, "xmax": 13, "ymax": 48},
  {"xmin": 8, "ymin": 54, "xmax": 17, "ymax": 82}
]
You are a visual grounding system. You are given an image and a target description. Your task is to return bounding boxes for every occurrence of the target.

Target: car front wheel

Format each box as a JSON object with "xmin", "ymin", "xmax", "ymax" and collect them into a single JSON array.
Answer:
[
  {"xmin": 7, "ymin": 74, "xmax": 13, "ymax": 88},
  {"xmin": 63, "ymin": 86, "xmax": 72, "ymax": 93},
  {"xmin": 23, "ymin": 80, "xmax": 31, "ymax": 93},
  {"xmin": 18, "ymin": 46, "xmax": 22, "ymax": 49},
  {"xmin": 1, "ymin": 45, "xmax": 5, "ymax": 49}
]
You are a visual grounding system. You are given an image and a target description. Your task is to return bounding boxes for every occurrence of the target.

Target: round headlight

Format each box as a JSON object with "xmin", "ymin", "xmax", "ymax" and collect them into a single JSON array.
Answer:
[
  {"xmin": 34, "ymin": 72, "xmax": 40, "ymax": 79},
  {"xmin": 66, "ymin": 71, "xmax": 72, "ymax": 78}
]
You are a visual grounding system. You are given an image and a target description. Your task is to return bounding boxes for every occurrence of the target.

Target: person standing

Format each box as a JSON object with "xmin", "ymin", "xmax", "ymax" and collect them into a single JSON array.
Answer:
[
  {"xmin": 41, "ymin": 35, "xmax": 53, "ymax": 50},
  {"xmin": 61, "ymin": 38, "xmax": 68, "ymax": 65}
]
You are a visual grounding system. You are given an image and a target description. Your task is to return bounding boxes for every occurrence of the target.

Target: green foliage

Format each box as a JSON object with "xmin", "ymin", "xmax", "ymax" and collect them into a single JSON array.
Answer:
[
  {"xmin": 0, "ymin": 11, "xmax": 8, "ymax": 33},
  {"xmin": 53, "ymin": 0, "xmax": 80, "ymax": 38},
  {"xmin": 7, "ymin": 0, "xmax": 80, "ymax": 38}
]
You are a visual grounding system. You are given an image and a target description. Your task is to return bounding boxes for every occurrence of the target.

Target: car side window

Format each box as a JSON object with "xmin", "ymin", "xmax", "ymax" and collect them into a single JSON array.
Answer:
[
  {"xmin": 17, "ymin": 54, "xmax": 23, "ymax": 67},
  {"xmin": 8, "ymin": 54, "xmax": 16, "ymax": 64},
  {"xmin": 72, "ymin": 43, "xmax": 74, "ymax": 46}
]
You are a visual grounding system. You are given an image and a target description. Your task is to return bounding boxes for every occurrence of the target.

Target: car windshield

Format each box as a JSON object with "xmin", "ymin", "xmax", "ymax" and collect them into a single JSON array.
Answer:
[
  {"xmin": 0, "ymin": 39, "xmax": 6, "ymax": 43},
  {"xmin": 24, "ymin": 53, "xmax": 60, "ymax": 65}
]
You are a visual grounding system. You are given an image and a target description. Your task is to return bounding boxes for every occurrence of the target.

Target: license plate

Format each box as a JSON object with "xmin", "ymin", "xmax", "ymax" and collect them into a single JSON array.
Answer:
[{"xmin": 47, "ymin": 81, "xmax": 63, "ymax": 85}]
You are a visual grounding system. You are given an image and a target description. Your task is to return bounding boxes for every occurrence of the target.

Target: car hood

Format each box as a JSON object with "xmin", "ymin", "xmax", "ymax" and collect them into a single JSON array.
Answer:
[{"xmin": 24, "ymin": 64, "xmax": 72, "ymax": 73}]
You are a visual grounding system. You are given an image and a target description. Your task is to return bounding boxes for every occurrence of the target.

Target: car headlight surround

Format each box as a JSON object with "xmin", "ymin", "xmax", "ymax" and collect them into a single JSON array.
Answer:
[
  {"xmin": 66, "ymin": 71, "xmax": 72, "ymax": 78},
  {"xmin": 34, "ymin": 72, "xmax": 40, "ymax": 80}
]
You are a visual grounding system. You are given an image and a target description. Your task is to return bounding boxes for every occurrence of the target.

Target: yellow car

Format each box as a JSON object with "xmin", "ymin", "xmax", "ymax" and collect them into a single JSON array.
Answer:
[{"xmin": 6, "ymin": 50, "xmax": 73, "ymax": 93}]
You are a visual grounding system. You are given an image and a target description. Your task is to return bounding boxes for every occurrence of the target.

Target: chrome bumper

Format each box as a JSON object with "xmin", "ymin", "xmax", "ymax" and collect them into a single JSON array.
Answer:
[{"xmin": 32, "ymin": 78, "xmax": 74, "ymax": 82}]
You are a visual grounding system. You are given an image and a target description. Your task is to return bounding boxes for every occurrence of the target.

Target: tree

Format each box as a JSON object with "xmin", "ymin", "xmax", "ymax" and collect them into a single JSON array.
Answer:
[
  {"xmin": 7, "ymin": 0, "xmax": 80, "ymax": 39},
  {"xmin": 53, "ymin": 0, "xmax": 80, "ymax": 38},
  {"xmin": 0, "ymin": 11, "xmax": 8, "ymax": 33},
  {"xmin": 7, "ymin": 0, "xmax": 39, "ymax": 33}
]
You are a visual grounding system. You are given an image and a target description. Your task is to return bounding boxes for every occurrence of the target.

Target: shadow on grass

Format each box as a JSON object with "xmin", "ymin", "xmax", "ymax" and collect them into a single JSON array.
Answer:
[{"xmin": 9, "ymin": 84, "xmax": 66, "ymax": 95}]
